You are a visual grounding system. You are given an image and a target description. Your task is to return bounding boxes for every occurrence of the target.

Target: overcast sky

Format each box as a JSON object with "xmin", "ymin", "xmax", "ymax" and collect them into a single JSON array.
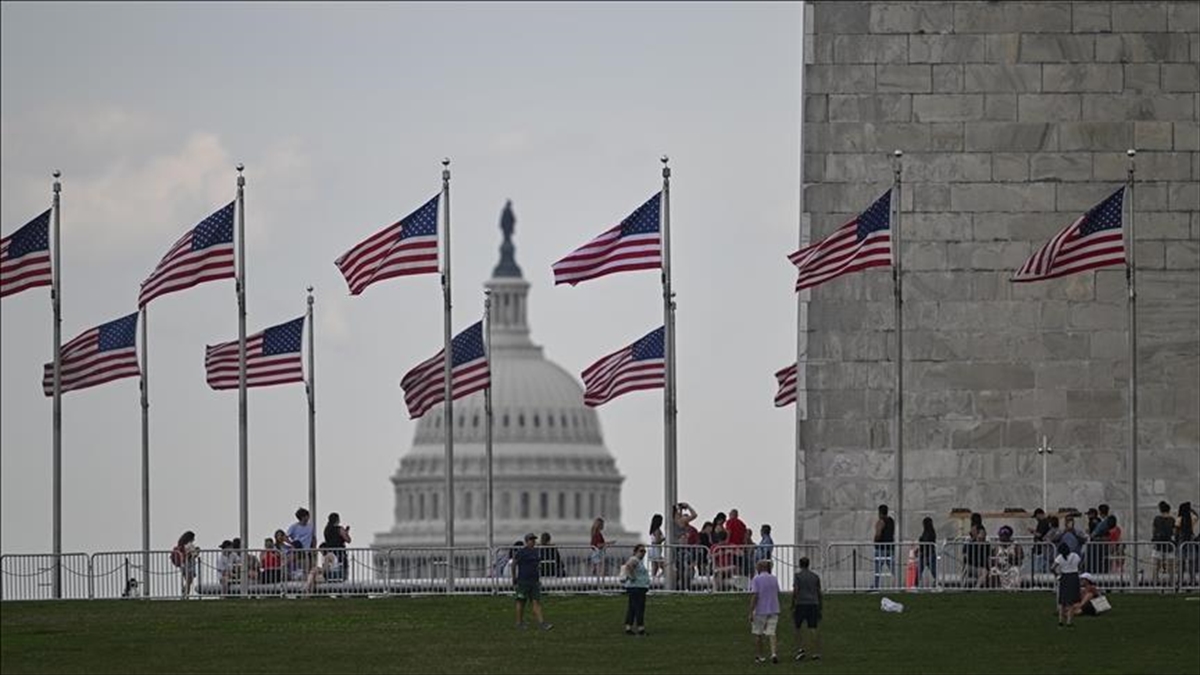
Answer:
[{"xmin": 1, "ymin": 2, "xmax": 804, "ymax": 554}]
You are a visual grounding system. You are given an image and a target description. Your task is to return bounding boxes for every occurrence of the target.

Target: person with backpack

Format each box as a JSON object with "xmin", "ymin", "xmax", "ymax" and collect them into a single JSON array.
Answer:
[{"xmin": 171, "ymin": 531, "xmax": 198, "ymax": 598}]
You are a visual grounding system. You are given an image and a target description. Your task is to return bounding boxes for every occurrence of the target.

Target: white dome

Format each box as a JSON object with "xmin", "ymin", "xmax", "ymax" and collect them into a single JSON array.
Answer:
[{"xmin": 374, "ymin": 203, "xmax": 638, "ymax": 548}]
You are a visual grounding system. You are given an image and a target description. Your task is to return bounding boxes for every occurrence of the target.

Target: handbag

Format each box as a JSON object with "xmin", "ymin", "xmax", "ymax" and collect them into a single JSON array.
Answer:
[{"xmin": 1091, "ymin": 595, "xmax": 1112, "ymax": 613}]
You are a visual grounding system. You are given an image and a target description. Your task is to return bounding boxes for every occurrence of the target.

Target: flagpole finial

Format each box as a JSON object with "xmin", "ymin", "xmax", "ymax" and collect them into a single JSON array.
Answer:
[
  {"xmin": 442, "ymin": 157, "xmax": 450, "ymax": 167},
  {"xmin": 661, "ymin": 155, "xmax": 670, "ymax": 179},
  {"xmin": 236, "ymin": 163, "xmax": 245, "ymax": 187},
  {"xmin": 1127, "ymin": 148, "xmax": 1136, "ymax": 157},
  {"xmin": 53, "ymin": 169, "xmax": 61, "ymax": 179},
  {"xmin": 893, "ymin": 149, "xmax": 903, "ymax": 158},
  {"xmin": 52, "ymin": 170, "xmax": 61, "ymax": 192}
]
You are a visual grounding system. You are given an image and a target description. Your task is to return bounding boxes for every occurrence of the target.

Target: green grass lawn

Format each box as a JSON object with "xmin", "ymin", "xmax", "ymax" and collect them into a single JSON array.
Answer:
[{"xmin": 2, "ymin": 593, "xmax": 1198, "ymax": 674}]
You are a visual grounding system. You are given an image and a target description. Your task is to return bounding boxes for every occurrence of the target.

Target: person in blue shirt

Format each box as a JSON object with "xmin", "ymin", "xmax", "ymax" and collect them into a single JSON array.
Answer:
[
  {"xmin": 512, "ymin": 533, "xmax": 552, "ymax": 631},
  {"xmin": 755, "ymin": 524, "xmax": 775, "ymax": 563}
]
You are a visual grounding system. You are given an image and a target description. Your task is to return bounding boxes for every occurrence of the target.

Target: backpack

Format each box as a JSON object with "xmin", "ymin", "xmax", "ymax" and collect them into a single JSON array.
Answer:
[{"xmin": 170, "ymin": 545, "xmax": 184, "ymax": 568}]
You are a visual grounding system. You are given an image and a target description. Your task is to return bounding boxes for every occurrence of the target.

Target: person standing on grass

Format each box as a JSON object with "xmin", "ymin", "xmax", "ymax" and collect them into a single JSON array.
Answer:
[
  {"xmin": 622, "ymin": 544, "xmax": 651, "ymax": 636},
  {"xmin": 513, "ymin": 533, "xmax": 552, "ymax": 631},
  {"xmin": 748, "ymin": 559, "xmax": 781, "ymax": 664},
  {"xmin": 1052, "ymin": 542, "xmax": 1082, "ymax": 628},
  {"xmin": 791, "ymin": 556, "xmax": 823, "ymax": 662}
]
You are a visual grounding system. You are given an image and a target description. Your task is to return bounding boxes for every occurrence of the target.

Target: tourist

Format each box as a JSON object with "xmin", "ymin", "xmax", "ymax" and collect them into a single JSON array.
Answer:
[
  {"xmin": 589, "ymin": 517, "xmax": 614, "ymax": 577},
  {"xmin": 991, "ymin": 525, "xmax": 1024, "ymax": 590},
  {"xmin": 622, "ymin": 543, "xmax": 651, "ymax": 636},
  {"xmin": 1178, "ymin": 502, "xmax": 1198, "ymax": 586},
  {"xmin": 647, "ymin": 514, "xmax": 665, "ymax": 577},
  {"xmin": 1072, "ymin": 573, "xmax": 1110, "ymax": 616},
  {"xmin": 755, "ymin": 524, "xmax": 775, "ymax": 564},
  {"xmin": 673, "ymin": 503, "xmax": 698, "ymax": 590},
  {"xmin": 748, "ymin": 559, "xmax": 781, "ymax": 664},
  {"xmin": 791, "ymin": 556, "xmax": 823, "ymax": 662},
  {"xmin": 1029, "ymin": 508, "xmax": 1051, "ymax": 573},
  {"xmin": 513, "ymin": 533, "xmax": 552, "ymax": 631},
  {"xmin": 539, "ymin": 532, "xmax": 565, "ymax": 578},
  {"xmin": 287, "ymin": 507, "xmax": 316, "ymax": 549},
  {"xmin": 260, "ymin": 537, "xmax": 283, "ymax": 584},
  {"xmin": 917, "ymin": 517, "xmax": 938, "ymax": 587},
  {"xmin": 321, "ymin": 512, "xmax": 351, "ymax": 579},
  {"xmin": 171, "ymin": 531, "xmax": 199, "ymax": 598},
  {"xmin": 1053, "ymin": 542, "xmax": 1082, "ymax": 628},
  {"xmin": 725, "ymin": 509, "xmax": 748, "ymax": 554},
  {"xmin": 1152, "ymin": 501, "xmax": 1176, "ymax": 584},
  {"xmin": 305, "ymin": 549, "xmax": 341, "ymax": 594},
  {"xmin": 872, "ymin": 504, "xmax": 896, "ymax": 589}
]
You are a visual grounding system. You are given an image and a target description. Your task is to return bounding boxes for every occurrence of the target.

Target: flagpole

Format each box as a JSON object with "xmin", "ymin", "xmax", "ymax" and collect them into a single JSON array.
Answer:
[
  {"xmin": 661, "ymin": 155, "xmax": 678, "ymax": 591},
  {"xmin": 795, "ymin": 1, "xmax": 808, "ymax": 548},
  {"xmin": 484, "ymin": 289, "xmax": 495, "ymax": 575},
  {"xmin": 306, "ymin": 286, "xmax": 317, "ymax": 525},
  {"xmin": 236, "ymin": 163, "xmax": 249, "ymax": 591},
  {"xmin": 441, "ymin": 158, "xmax": 456, "ymax": 592},
  {"xmin": 1126, "ymin": 148, "xmax": 1139, "ymax": 561},
  {"xmin": 140, "ymin": 307, "xmax": 150, "ymax": 597},
  {"xmin": 892, "ymin": 149, "xmax": 904, "ymax": 544},
  {"xmin": 51, "ymin": 170, "xmax": 63, "ymax": 600}
]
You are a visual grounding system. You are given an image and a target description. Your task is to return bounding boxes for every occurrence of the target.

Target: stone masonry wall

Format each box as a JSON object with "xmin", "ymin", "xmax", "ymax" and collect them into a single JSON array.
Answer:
[{"xmin": 800, "ymin": 1, "xmax": 1199, "ymax": 545}]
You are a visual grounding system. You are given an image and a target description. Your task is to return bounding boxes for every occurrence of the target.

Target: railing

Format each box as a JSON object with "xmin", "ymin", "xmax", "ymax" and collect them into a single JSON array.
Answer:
[{"xmin": 0, "ymin": 541, "xmax": 1193, "ymax": 601}]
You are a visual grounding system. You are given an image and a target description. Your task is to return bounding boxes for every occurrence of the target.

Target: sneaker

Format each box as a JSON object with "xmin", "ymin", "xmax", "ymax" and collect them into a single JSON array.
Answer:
[
  {"xmin": 771, "ymin": 655, "xmax": 779, "ymax": 664},
  {"xmin": 625, "ymin": 628, "xmax": 635, "ymax": 636},
  {"xmin": 794, "ymin": 649, "xmax": 806, "ymax": 661},
  {"xmin": 811, "ymin": 654, "xmax": 822, "ymax": 661},
  {"xmin": 754, "ymin": 657, "xmax": 767, "ymax": 664},
  {"xmin": 540, "ymin": 622, "xmax": 554, "ymax": 631}
]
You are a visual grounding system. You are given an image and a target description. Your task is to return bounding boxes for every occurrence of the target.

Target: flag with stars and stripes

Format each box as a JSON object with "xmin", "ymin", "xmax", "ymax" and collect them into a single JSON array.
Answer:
[
  {"xmin": 400, "ymin": 321, "xmax": 490, "ymax": 419},
  {"xmin": 1012, "ymin": 188, "xmax": 1125, "ymax": 283},
  {"xmin": 774, "ymin": 363, "xmax": 797, "ymax": 407},
  {"xmin": 581, "ymin": 326, "xmax": 665, "ymax": 407},
  {"xmin": 552, "ymin": 192, "xmax": 661, "ymax": 286},
  {"xmin": 789, "ymin": 190, "xmax": 892, "ymax": 291},
  {"xmin": 1, "ymin": 209, "xmax": 52, "ymax": 299},
  {"xmin": 336, "ymin": 194, "xmax": 440, "ymax": 295},
  {"xmin": 139, "ymin": 202, "xmax": 236, "ymax": 307},
  {"xmin": 205, "ymin": 316, "xmax": 305, "ymax": 390},
  {"xmin": 41, "ymin": 313, "xmax": 140, "ymax": 396}
]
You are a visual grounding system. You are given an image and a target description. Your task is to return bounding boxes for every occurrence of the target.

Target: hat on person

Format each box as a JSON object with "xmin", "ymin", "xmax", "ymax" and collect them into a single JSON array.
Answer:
[
  {"xmin": 1080, "ymin": 573, "xmax": 1095, "ymax": 582},
  {"xmin": 524, "ymin": 533, "xmax": 538, "ymax": 541}
]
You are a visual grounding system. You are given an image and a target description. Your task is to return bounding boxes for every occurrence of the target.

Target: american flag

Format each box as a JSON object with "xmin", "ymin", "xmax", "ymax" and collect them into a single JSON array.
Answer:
[
  {"xmin": 1, "ymin": 209, "xmax": 52, "ymax": 299},
  {"xmin": 400, "ymin": 321, "xmax": 490, "ymax": 419},
  {"xmin": 42, "ymin": 313, "xmax": 140, "ymax": 396},
  {"xmin": 789, "ymin": 190, "xmax": 892, "ymax": 291},
  {"xmin": 1012, "ymin": 188, "xmax": 1125, "ymax": 283},
  {"xmin": 205, "ymin": 316, "xmax": 305, "ymax": 390},
  {"xmin": 552, "ymin": 192, "xmax": 661, "ymax": 286},
  {"xmin": 581, "ymin": 326, "xmax": 665, "ymax": 407},
  {"xmin": 336, "ymin": 194, "xmax": 439, "ymax": 295},
  {"xmin": 774, "ymin": 363, "xmax": 797, "ymax": 407},
  {"xmin": 139, "ymin": 202, "xmax": 236, "ymax": 307}
]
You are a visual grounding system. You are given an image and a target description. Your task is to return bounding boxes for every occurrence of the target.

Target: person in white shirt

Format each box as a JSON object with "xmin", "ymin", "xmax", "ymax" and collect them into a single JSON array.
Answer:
[{"xmin": 1052, "ymin": 542, "xmax": 1082, "ymax": 628}]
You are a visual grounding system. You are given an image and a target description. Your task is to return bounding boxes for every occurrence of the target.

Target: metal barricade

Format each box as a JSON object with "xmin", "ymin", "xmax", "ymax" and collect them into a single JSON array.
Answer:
[
  {"xmin": 0, "ymin": 553, "xmax": 92, "ymax": 601},
  {"xmin": 1177, "ymin": 541, "xmax": 1199, "ymax": 591},
  {"xmin": 90, "ymin": 550, "xmax": 181, "ymax": 599},
  {"xmin": 378, "ymin": 546, "xmax": 494, "ymax": 595},
  {"xmin": 823, "ymin": 542, "xmax": 909, "ymax": 592}
]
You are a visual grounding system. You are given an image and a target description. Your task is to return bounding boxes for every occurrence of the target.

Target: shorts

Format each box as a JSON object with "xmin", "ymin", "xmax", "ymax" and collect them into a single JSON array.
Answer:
[
  {"xmin": 515, "ymin": 580, "xmax": 542, "ymax": 602},
  {"xmin": 751, "ymin": 613, "xmax": 779, "ymax": 636},
  {"xmin": 793, "ymin": 604, "xmax": 821, "ymax": 628}
]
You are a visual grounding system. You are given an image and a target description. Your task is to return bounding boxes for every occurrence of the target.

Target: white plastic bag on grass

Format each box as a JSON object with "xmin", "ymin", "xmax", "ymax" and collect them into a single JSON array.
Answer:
[{"xmin": 880, "ymin": 596, "xmax": 905, "ymax": 613}]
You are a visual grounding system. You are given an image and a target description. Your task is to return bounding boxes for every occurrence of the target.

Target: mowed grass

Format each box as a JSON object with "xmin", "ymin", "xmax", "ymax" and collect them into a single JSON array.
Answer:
[{"xmin": 2, "ymin": 593, "xmax": 1198, "ymax": 674}]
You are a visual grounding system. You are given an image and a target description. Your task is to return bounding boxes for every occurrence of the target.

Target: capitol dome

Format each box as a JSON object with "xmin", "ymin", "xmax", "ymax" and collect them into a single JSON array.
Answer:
[{"xmin": 374, "ymin": 202, "xmax": 638, "ymax": 549}]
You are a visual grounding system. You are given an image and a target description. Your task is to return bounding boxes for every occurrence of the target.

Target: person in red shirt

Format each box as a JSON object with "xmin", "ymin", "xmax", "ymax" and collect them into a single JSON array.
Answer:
[
  {"xmin": 726, "ymin": 509, "xmax": 748, "ymax": 553},
  {"xmin": 590, "ymin": 518, "xmax": 615, "ymax": 576},
  {"xmin": 261, "ymin": 537, "xmax": 283, "ymax": 584}
]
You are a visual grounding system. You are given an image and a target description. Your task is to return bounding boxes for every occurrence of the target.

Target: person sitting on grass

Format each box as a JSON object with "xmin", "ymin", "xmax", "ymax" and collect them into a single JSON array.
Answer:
[
  {"xmin": 748, "ymin": 559, "xmax": 781, "ymax": 665},
  {"xmin": 513, "ymin": 533, "xmax": 552, "ymax": 631},
  {"xmin": 791, "ymin": 556, "xmax": 823, "ymax": 662},
  {"xmin": 1072, "ymin": 573, "xmax": 1110, "ymax": 616}
]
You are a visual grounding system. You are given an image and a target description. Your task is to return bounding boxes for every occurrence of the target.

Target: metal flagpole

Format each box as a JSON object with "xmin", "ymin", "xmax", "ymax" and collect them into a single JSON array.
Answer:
[
  {"xmin": 1126, "ymin": 149, "xmax": 1139, "ymax": 558},
  {"xmin": 795, "ymin": 1, "xmax": 808, "ymax": 548},
  {"xmin": 484, "ymin": 290, "xmax": 495, "ymax": 574},
  {"xmin": 441, "ymin": 158, "xmax": 456, "ymax": 592},
  {"xmin": 51, "ymin": 170, "xmax": 63, "ymax": 600},
  {"xmin": 661, "ymin": 156, "xmax": 678, "ymax": 591},
  {"xmin": 236, "ymin": 163, "xmax": 249, "ymax": 591},
  {"xmin": 140, "ymin": 307, "xmax": 150, "ymax": 597},
  {"xmin": 1037, "ymin": 435, "xmax": 1052, "ymax": 514},
  {"xmin": 891, "ymin": 150, "xmax": 904, "ymax": 544},
  {"xmin": 307, "ymin": 287, "xmax": 317, "ymax": 524}
]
